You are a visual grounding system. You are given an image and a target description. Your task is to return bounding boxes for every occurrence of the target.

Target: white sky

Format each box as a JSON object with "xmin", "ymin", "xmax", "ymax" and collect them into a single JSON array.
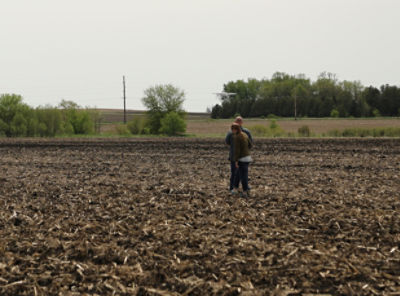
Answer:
[{"xmin": 1, "ymin": 0, "xmax": 399, "ymax": 112}]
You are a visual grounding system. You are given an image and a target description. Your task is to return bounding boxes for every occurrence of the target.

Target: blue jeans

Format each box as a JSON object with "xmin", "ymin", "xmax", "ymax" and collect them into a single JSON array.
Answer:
[{"xmin": 233, "ymin": 161, "xmax": 249, "ymax": 192}]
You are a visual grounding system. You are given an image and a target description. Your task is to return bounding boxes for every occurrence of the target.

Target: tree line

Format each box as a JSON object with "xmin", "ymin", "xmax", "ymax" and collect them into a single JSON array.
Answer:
[
  {"xmin": 0, "ymin": 84, "xmax": 187, "ymax": 138},
  {"xmin": 211, "ymin": 72, "xmax": 400, "ymax": 118},
  {"xmin": 0, "ymin": 94, "xmax": 100, "ymax": 137}
]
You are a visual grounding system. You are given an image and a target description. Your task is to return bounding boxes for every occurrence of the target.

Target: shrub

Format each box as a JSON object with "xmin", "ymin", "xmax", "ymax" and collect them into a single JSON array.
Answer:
[
  {"xmin": 35, "ymin": 107, "xmax": 63, "ymax": 137},
  {"xmin": 327, "ymin": 129, "xmax": 341, "ymax": 137},
  {"xmin": 330, "ymin": 109, "xmax": 339, "ymax": 118},
  {"xmin": 144, "ymin": 111, "xmax": 164, "ymax": 134},
  {"xmin": 0, "ymin": 94, "xmax": 33, "ymax": 137},
  {"xmin": 37, "ymin": 122, "xmax": 47, "ymax": 137},
  {"xmin": 249, "ymin": 122, "xmax": 286, "ymax": 137},
  {"xmin": 298, "ymin": 125, "xmax": 311, "ymax": 137},
  {"xmin": 0, "ymin": 119, "xmax": 7, "ymax": 137},
  {"xmin": 26, "ymin": 117, "xmax": 38, "ymax": 137},
  {"xmin": 72, "ymin": 111, "xmax": 94, "ymax": 134},
  {"xmin": 10, "ymin": 113, "xmax": 28, "ymax": 137},
  {"xmin": 115, "ymin": 124, "xmax": 131, "ymax": 136},
  {"xmin": 90, "ymin": 109, "xmax": 103, "ymax": 134},
  {"xmin": 374, "ymin": 127, "xmax": 400, "ymax": 137},
  {"xmin": 372, "ymin": 109, "xmax": 381, "ymax": 117},
  {"xmin": 142, "ymin": 127, "xmax": 151, "ymax": 135},
  {"xmin": 250, "ymin": 125, "xmax": 269, "ymax": 137},
  {"xmin": 211, "ymin": 104, "xmax": 222, "ymax": 119},
  {"xmin": 267, "ymin": 114, "xmax": 278, "ymax": 119},
  {"xmin": 63, "ymin": 122, "xmax": 75, "ymax": 135},
  {"xmin": 127, "ymin": 117, "xmax": 144, "ymax": 135},
  {"xmin": 59, "ymin": 100, "xmax": 94, "ymax": 135},
  {"xmin": 326, "ymin": 127, "xmax": 400, "ymax": 137},
  {"xmin": 269, "ymin": 119, "xmax": 278, "ymax": 129},
  {"xmin": 159, "ymin": 112, "xmax": 186, "ymax": 136},
  {"xmin": 0, "ymin": 95, "xmax": 96, "ymax": 137},
  {"xmin": 342, "ymin": 129, "xmax": 357, "ymax": 137}
]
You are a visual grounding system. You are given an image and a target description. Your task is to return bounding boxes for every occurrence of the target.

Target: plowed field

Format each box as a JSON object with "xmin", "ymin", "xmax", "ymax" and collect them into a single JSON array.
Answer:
[{"xmin": 0, "ymin": 138, "xmax": 399, "ymax": 295}]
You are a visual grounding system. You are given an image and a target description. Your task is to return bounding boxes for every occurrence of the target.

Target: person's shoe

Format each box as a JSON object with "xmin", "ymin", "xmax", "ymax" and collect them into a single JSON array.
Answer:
[
  {"xmin": 241, "ymin": 191, "xmax": 250, "ymax": 198},
  {"xmin": 230, "ymin": 189, "xmax": 239, "ymax": 196}
]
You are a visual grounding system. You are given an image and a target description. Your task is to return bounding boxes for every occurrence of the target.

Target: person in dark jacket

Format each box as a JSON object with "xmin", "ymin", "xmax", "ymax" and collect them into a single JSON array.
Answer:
[
  {"xmin": 230, "ymin": 123, "xmax": 252, "ymax": 197},
  {"xmin": 225, "ymin": 116, "xmax": 253, "ymax": 192}
]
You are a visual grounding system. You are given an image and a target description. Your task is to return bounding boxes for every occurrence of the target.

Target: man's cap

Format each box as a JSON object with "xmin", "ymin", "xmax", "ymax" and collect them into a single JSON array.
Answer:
[{"xmin": 235, "ymin": 116, "xmax": 243, "ymax": 123}]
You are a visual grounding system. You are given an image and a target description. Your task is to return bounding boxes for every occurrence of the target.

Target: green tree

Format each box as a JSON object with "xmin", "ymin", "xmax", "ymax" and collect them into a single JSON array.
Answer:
[
  {"xmin": 0, "ymin": 94, "xmax": 33, "ymax": 137},
  {"xmin": 90, "ymin": 109, "xmax": 103, "ymax": 134},
  {"xmin": 380, "ymin": 85, "xmax": 400, "ymax": 116},
  {"xmin": 159, "ymin": 111, "xmax": 186, "ymax": 136},
  {"xmin": 10, "ymin": 113, "xmax": 27, "ymax": 136},
  {"xmin": 142, "ymin": 84, "xmax": 186, "ymax": 134},
  {"xmin": 127, "ymin": 117, "xmax": 144, "ymax": 134},
  {"xmin": 211, "ymin": 104, "xmax": 222, "ymax": 119},
  {"xmin": 59, "ymin": 100, "xmax": 94, "ymax": 134},
  {"xmin": 330, "ymin": 109, "xmax": 339, "ymax": 118},
  {"xmin": 0, "ymin": 119, "xmax": 8, "ymax": 137},
  {"xmin": 35, "ymin": 106, "xmax": 63, "ymax": 137},
  {"xmin": 212, "ymin": 72, "xmax": 400, "ymax": 119},
  {"xmin": 362, "ymin": 86, "xmax": 381, "ymax": 116}
]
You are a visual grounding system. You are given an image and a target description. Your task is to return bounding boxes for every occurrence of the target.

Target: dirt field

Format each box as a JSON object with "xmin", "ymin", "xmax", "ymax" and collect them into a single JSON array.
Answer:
[
  {"xmin": 98, "ymin": 109, "xmax": 208, "ymax": 124},
  {"xmin": 186, "ymin": 118, "xmax": 400, "ymax": 136},
  {"xmin": 0, "ymin": 138, "xmax": 399, "ymax": 295},
  {"xmin": 101, "ymin": 117, "xmax": 400, "ymax": 137}
]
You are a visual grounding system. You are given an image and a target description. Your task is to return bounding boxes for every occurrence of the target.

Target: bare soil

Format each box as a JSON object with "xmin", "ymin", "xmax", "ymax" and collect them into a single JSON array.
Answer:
[{"xmin": 0, "ymin": 138, "xmax": 399, "ymax": 295}]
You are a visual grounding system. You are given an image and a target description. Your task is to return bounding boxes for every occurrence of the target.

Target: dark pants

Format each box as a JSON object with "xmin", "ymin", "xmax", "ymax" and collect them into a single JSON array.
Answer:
[
  {"xmin": 230, "ymin": 161, "xmax": 237, "ymax": 190},
  {"xmin": 233, "ymin": 161, "xmax": 249, "ymax": 192}
]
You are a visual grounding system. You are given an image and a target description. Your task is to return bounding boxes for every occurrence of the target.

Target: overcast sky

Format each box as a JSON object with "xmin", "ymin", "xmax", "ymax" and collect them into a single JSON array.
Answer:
[{"xmin": 1, "ymin": 0, "xmax": 399, "ymax": 112}]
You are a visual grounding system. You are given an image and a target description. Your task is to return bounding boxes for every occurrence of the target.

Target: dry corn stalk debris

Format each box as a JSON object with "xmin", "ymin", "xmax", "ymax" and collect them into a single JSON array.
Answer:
[{"xmin": 0, "ymin": 138, "xmax": 399, "ymax": 295}]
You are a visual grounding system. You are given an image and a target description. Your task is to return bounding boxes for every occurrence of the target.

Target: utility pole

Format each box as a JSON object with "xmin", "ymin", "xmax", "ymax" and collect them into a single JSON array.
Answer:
[
  {"xmin": 123, "ymin": 76, "xmax": 126, "ymax": 124},
  {"xmin": 294, "ymin": 92, "xmax": 297, "ymax": 121}
]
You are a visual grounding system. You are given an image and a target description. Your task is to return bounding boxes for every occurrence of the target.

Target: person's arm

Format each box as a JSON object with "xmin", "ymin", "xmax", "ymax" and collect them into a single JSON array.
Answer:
[
  {"xmin": 225, "ymin": 131, "xmax": 232, "ymax": 146},
  {"xmin": 248, "ymin": 131, "xmax": 253, "ymax": 144},
  {"xmin": 243, "ymin": 128, "xmax": 253, "ymax": 149},
  {"xmin": 247, "ymin": 133, "xmax": 253, "ymax": 149}
]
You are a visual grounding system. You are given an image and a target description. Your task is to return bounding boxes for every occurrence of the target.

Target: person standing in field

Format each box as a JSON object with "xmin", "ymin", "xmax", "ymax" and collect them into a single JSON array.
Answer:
[
  {"xmin": 229, "ymin": 123, "xmax": 252, "ymax": 197},
  {"xmin": 225, "ymin": 116, "xmax": 253, "ymax": 194}
]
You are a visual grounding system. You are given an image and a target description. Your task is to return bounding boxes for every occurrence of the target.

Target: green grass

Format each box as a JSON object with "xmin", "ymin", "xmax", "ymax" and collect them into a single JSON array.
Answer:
[{"xmin": 326, "ymin": 127, "xmax": 400, "ymax": 138}]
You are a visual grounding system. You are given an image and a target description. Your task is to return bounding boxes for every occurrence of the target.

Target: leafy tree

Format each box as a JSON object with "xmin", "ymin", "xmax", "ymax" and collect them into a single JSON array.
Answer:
[
  {"xmin": 0, "ymin": 119, "xmax": 8, "ymax": 137},
  {"xmin": 380, "ymin": 85, "xmax": 400, "ymax": 116},
  {"xmin": 212, "ymin": 72, "xmax": 400, "ymax": 118},
  {"xmin": 362, "ymin": 86, "xmax": 381, "ymax": 115},
  {"xmin": 127, "ymin": 117, "xmax": 144, "ymax": 134},
  {"xmin": 372, "ymin": 109, "xmax": 381, "ymax": 117},
  {"xmin": 58, "ymin": 100, "xmax": 94, "ymax": 134},
  {"xmin": 142, "ymin": 84, "xmax": 186, "ymax": 134},
  {"xmin": 0, "ymin": 94, "xmax": 33, "ymax": 137},
  {"xmin": 159, "ymin": 111, "xmax": 186, "ymax": 136},
  {"xmin": 11, "ymin": 113, "xmax": 28, "ymax": 136},
  {"xmin": 0, "ymin": 95, "xmax": 96, "ymax": 137},
  {"xmin": 90, "ymin": 109, "xmax": 103, "ymax": 134},
  {"xmin": 330, "ymin": 109, "xmax": 340, "ymax": 118},
  {"xmin": 211, "ymin": 104, "xmax": 222, "ymax": 119},
  {"xmin": 298, "ymin": 125, "xmax": 311, "ymax": 137},
  {"xmin": 35, "ymin": 107, "xmax": 63, "ymax": 137}
]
